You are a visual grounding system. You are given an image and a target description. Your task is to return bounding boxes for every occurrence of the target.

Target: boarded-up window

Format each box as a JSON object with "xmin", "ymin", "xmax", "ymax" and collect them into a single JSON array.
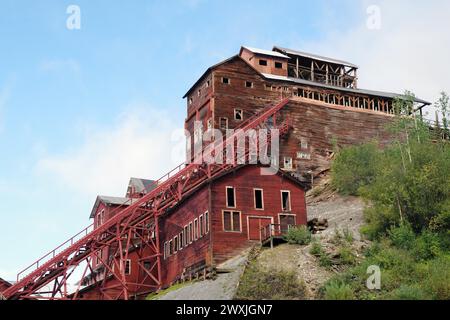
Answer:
[
  {"xmin": 223, "ymin": 211, "xmax": 241, "ymax": 232},
  {"xmin": 254, "ymin": 189, "xmax": 264, "ymax": 210},
  {"xmin": 281, "ymin": 191, "xmax": 291, "ymax": 212},
  {"xmin": 226, "ymin": 186, "xmax": 236, "ymax": 208},
  {"xmin": 220, "ymin": 117, "xmax": 228, "ymax": 130}
]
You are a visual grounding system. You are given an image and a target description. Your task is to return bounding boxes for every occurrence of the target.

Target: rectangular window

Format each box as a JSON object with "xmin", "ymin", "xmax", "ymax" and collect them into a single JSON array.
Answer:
[
  {"xmin": 163, "ymin": 242, "xmax": 167, "ymax": 259},
  {"xmin": 219, "ymin": 117, "xmax": 228, "ymax": 130},
  {"xmin": 204, "ymin": 211, "xmax": 209, "ymax": 234},
  {"xmin": 169, "ymin": 240, "xmax": 173, "ymax": 255},
  {"xmin": 125, "ymin": 259, "xmax": 131, "ymax": 275},
  {"xmin": 194, "ymin": 219, "xmax": 199, "ymax": 240},
  {"xmin": 184, "ymin": 225, "xmax": 188, "ymax": 247},
  {"xmin": 275, "ymin": 61, "xmax": 283, "ymax": 69},
  {"xmin": 189, "ymin": 97, "xmax": 193, "ymax": 105},
  {"xmin": 222, "ymin": 77, "xmax": 230, "ymax": 84},
  {"xmin": 223, "ymin": 211, "xmax": 241, "ymax": 232},
  {"xmin": 189, "ymin": 222, "xmax": 193, "ymax": 243},
  {"xmin": 259, "ymin": 59, "xmax": 268, "ymax": 66},
  {"xmin": 281, "ymin": 191, "xmax": 291, "ymax": 212},
  {"xmin": 197, "ymin": 89, "xmax": 201, "ymax": 97},
  {"xmin": 174, "ymin": 236, "xmax": 178, "ymax": 253},
  {"xmin": 179, "ymin": 232, "xmax": 183, "ymax": 249},
  {"xmin": 206, "ymin": 80, "xmax": 210, "ymax": 87},
  {"xmin": 245, "ymin": 81, "xmax": 253, "ymax": 88},
  {"xmin": 234, "ymin": 109, "xmax": 243, "ymax": 121},
  {"xmin": 254, "ymin": 189, "xmax": 264, "ymax": 210},
  {"xmin": 226, "ymin": 186, "xmax": 236, "ymax": 208},
  {"xmin": 199, "ymin": 215, "xmax": 204, "ymax": 237},
  {"xmin": 284, "ymin": 157, "xmax": 293, "ymax": 170},
  {"xmin": 97, "ymin": 210, "xmax": 105, "ymax": 227}
]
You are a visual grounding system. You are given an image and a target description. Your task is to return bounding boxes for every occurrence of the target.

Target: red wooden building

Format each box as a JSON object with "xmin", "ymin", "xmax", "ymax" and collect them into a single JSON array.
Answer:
[{"xmin": 2, "ymin": 45, "xmax": 430, "ymax": 300}]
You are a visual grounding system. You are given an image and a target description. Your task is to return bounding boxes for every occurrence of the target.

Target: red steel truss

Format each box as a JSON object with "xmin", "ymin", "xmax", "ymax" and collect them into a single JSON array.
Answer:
[{"xmin": 2, "ymin": 98, "xmax": 291, "ymax": 300}]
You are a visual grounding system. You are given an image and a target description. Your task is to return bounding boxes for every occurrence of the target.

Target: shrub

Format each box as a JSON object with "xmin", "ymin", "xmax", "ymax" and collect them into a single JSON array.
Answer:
[
  {"xmin": 338, "ymin": 246, "xmax": 357, "ymax": 266},
  {"xmin": 413, "ymin": 231, "xmax": 442, "ymax": 261},
  {"xmin": 236, "ymin": 265, "xmax": 306, "ymax": 300},
  {"xmin": 309, "ymin": 239, "xmax": 324, "ymax": 256},
  {"xmin": 319, "ymin": 253, "xmax": 332, "ymax": 268},
  {"xmin": 342, "ymin": 227, "xmax": 354, "ymax": 244},
  {"xmin": 323, "ymin": 280, "xmax": 354, "ymax": 300},
  {"xmin": 331, "ymin": 142, "xmax": 380, "ymax": 195},
  {"xmin": 388, "ymin": 223, "xmax": 415, "ymax": 250},
  {"xmin": 425, "ymin": 255, "xmax": 450, "ymax": 299},
  {"xmin": 391, "ymin": 285, "xmax": 430, "ymax": 300},
  {"xmin": 284, "ymin": 226, "xmax": 312, "ymax": 245}
]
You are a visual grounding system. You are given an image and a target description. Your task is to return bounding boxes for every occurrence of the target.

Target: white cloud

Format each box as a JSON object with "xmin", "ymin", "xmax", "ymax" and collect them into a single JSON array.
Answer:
[
  {"xmin": 291, "ymin": 0, "xmax": 450, "ymax": 117},
  {"xmin": 36, "ymin": 104, "xmax": 185, "ymax": 197}
]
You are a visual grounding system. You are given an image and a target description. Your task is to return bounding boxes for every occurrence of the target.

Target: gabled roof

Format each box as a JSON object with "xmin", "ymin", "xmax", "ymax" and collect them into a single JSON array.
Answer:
[
  {"xmin": 240, "ymin": 46, "xmax": 290, "ymax": 59},
  {"xmin": 183, "ymin": 55, "xmax": 240, "ymax": 98},
  {"xmin": 89, "ymin": 195, "xmax": 138, "ymax": 218},
  {"xmin": 128, "ymin": 177, "xmax": 156, "ymax": 195},
  {"xmin": 273, "ymin": 46, "xmax": 359, "ymax": 68}
]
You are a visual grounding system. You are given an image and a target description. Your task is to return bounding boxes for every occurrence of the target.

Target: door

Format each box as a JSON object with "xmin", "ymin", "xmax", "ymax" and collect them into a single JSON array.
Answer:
[
  {"xmin": 248, "ymin": 217, "xmax": 272, "ymax": 241},
  {"xmin": 279, "ymin": 214, "xmax": 296, "ymax": 234}
]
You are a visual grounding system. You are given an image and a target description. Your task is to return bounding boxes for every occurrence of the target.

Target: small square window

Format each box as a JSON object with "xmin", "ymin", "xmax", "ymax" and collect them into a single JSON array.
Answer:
[
  {"xmin": 222, "ymin": 77, "xmax": 230, "ymax": 84},
  {"xmin": 275, "ymin": 62, "xmax": 283, "ymax": 69},
  {"xmin": 234, "ymin": 109, "xmax": 243, "ymax": 121},
  {"xmin": 245, "ymin": 81, "xmax": 253, "ymax": 88},
  {"xmin": 259, "ymin": 59, "xmax": 268, "ymax": 66}
]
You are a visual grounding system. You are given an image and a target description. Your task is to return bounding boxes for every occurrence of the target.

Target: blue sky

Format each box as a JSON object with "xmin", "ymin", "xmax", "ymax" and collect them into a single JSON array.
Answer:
[{"xmin": 0, "ymin": 0, "xmax": 449, "ymax": 280}]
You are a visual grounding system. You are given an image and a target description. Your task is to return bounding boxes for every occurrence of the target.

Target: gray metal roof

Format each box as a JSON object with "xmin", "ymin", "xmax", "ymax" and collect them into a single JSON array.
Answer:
[
  {"xmin": 241, "ymin": 46, "xmax": 290, "ymax": 59},
  {"xmin": 89, "ymin": 195, "xmax": 137, "ymax": 218},
  {"xmin": 273, "ymin": 46, "xmax": 359, "ymax": 69},
  {"xmin": 128, "ymin": 177, "xmax": 156, "ymax": 195},
  {"xmin": 261, "ymin": 73, "xmax": 431, "ymax": 105}
]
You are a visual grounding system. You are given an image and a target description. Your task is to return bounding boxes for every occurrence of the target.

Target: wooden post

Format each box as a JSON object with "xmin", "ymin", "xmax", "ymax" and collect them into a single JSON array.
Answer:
[
  {"xmin": 326, "ymin": 64, "xmax": 329, "ymax": 84},
  {"xmin": 296, "ymin": 57, "xmax": 299, "ymax": 78},
  {"xmin": 311, "ymin": 61, "xmax": 314, "ymax": 82}
]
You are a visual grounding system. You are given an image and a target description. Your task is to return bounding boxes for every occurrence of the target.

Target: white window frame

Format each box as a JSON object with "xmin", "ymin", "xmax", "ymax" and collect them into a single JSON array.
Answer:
[
  {"xmin": 222, "ymin": 210, "xmax": 242, "ymax": 233},
  {"xmin": 194, "ymin": 218, "xmax": 199, "ymax": 241},
  {"xmin": 174, "ymin": 236, "xmax": 178, "ymax": 253},
  {"xmin": 179, "ymin": 232, "xmax": 183, "ymax": 250},
  {"xmin": 204, "ymin": 211, "xmax": 210, "ymax": 234},
  {"xmin": 124, "ymin": 259, "xmax": 131, "ymax": 275},
  {"xmin": 253, "ymin": 188, "xmax": 264, "ymax": 210},
  {"xmin": 283, "ymin": 157, "xmax": 293, "ymax": 170},
  {"xmin": 226, "ymin": 186, "xmax": 236, "ymax": 208},
  {"xmin": 219, "ymin": 117, "xmax": 228, "ymax": 130},
  {"xmin": 234, "ymin": 109, "xmax": 243, "ymax": 121},
  {"xmin": 281, "ymin": 190, "xmax": 292, "ymax": 212},
  {"xmin": 189, "ymin": 222, "xmax": 193, "ymax": 244},
  {"xmin": 184, "ymin": 225, "xmax": 188, "ymax": 247}
]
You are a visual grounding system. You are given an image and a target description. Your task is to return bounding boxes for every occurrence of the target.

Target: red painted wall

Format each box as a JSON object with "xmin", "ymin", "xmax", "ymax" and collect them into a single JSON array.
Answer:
[{"xmin": 210, "ymin": 166, "xmax": 307, "ymax": 264}]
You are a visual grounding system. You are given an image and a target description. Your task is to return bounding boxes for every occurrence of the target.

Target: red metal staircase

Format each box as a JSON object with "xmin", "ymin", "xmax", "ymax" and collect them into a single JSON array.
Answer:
[{"xmin": 3, "ymin": 98, "xmax": 291, "ymax": 300}]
